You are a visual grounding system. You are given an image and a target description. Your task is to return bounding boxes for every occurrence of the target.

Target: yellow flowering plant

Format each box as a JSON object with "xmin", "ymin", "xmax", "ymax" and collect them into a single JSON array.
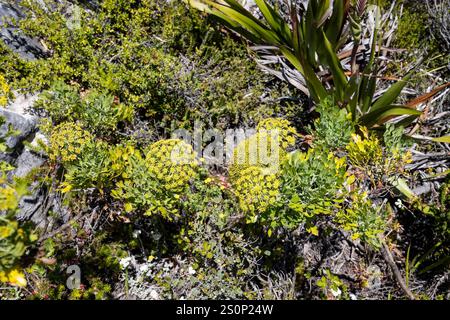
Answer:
[
  {"xmin": 346, "ymin": 127, "xmax": 383, "ymax": 168},
  {"xmin": 48, "ymin": 122, "xmax": 93, "ymax": 164},
  {"xmin": 0, "ymin": 178, "xmax": 37, "ymax": 288},
  {"xmin": 111, "ymin": 139, "xmax": 199, "ymax": 220},
  {"xmin": 234, "ymin": 166, "xmax": 280, "ymax": 223},
  {"xmin": 229, "ymin": 118, "xmax": 298, "ymax": 227},
  {"xmin": 346, "ymin": 126, "xmax": 413, "ymax": 193},
  {"xmin": 145, "ymin": 139, "xmax": 199, "ymax": 193},
  {"xmin": 256, "ymin": 118, "xmax": 298, "ymax": 150},
  {"xmin": 0, "ymin": 268, "xmax": 28, "ymax": 288},
  {"xmin": 229, "ymin": 118, "xmax": 298, "ymax": 181},
  {"xmin": 335, "ymin": 192, "xmax": 388, "ymax": 249},
  {"xmin": 0, "ymin": 74, "xmax": 11, "ymax": 107}
]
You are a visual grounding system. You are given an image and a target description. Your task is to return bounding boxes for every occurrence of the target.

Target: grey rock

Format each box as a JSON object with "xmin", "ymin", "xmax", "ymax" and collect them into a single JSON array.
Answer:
[
  {"xmin": 0, "ymin": 2, "xmax": 46, "ymax": 60},
  {"xmin": 16, "ymin": 187, "xmax": 46, "ymax": 225},
  {"xmin": 15, "ymin": 144, "xmax": 48, "ymax": 226},
  {"xmin": 11, "ymin": 130, "xmax": 47, "ymax": 180},
  {"xmin": 0, "ymin": 108, "xmax": 38, "ymax": 151},
  {"xmin": 11, "ymin": 132, "xmax": 49, "ymax": 225},
  {"xmin": 0, "ymin": 93, "xmax": 50, "ymax": 225},
  {"xmin": 0, "ymin": 94, "xmax": 39, "ymax": 152},
  {"xmin": 6, "ymin": 92, "xmax": 39, "ymax": 116},
  {"xmin": 13, "ymin": 148, "xmax": 45, "ymax": 178},
  {"xmin": 17, "ymin": 188, "xmax": 70, "ymax": 228},
  {"xmin": 27, "ymin": 131, "xmax": 48, "ymax": 156},
  {"xmin": 413, "ymin": 182, "xmax": 434, "ymax": 196},
  {"xmin": 366, "ymin": 265, "xmax": 383, "ymax": 289}
]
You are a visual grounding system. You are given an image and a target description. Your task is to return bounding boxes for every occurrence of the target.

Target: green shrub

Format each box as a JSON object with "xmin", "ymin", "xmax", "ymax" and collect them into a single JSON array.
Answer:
[
  {"xmin": 313, "ymin": 98, "xmax": 354, "ymax": 150},
  {"xmin": 69, "ymin": 277, "xmax": 112, "ymax": 300},
  {"xmin": 394, "ymin": 7, "xmax": 429, "ymax": 51},
  {"xmin": 61, "ymin": 140, "xmax": 113, "ymax": 193},
  {"xmin": 34, "ymin": 81, "xmax": 81, "ymax": 123},
  {"xmin": 35, "ymin": 82, "xmax": 133, "ymax": 136},
  {"xmin": 167, "ymin": 175, "xmax": 260, "ymax": 299},
  {"xmin": 0, "ymin": 165, "xmax": 37, "ymax": 288},
  {"xmin": 335, "ymin": 192, "xmax": 388, "ymax": 249},
  {"xmin": 280, "ymin": 149, "xmax": 347, "ymax": 232},
  {"xmin": 6, "ymin": 0, "xmax": 280, "ymax": 131},
  {"xmin": 316, "ymin": 269, "xmax": 348, "ymax": 300},
  {"xmin": 111, "ymin": 139, "xmax": 199, "ymax": 220},
  {"xmin": 0, "ymin": 74, "xmax": 11, "ymax": 106},
  {"xmin": 0, "ymin": 42, "xmax": 32, "ymax": 86}
]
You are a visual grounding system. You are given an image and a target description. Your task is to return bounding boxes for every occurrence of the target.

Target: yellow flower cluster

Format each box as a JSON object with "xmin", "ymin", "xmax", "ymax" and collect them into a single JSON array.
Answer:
[
  {"xmin": 229, "ymin": 119, "xmax": 297, "ymax": 215},
  {"xmin": 110, "ymin": 144, "xmax": 142, "ymax": 179},
  {"xmin": 335, "ymin": 192, "xmax": 387, "ymax": 248},
  {"xmin": 234, "ymin": 166, "xmax": 280, "ymax": 215},
  {"xmin": 0, "ymin": 268, "xmax": 27, "ymax": 287},
  {"xmin": 0, "ymin": 74, "xmax": 10, "ymax": 107},
  {"xmin": 229, "ymin": 131, "xmax": 280, "ymax": 180},
  {"xmin": 391, "ymin": 147, "xmax": 413, "ymax": 165},
  {"xmin": 257, "ymin": 117, "xmax": 298, "ymax": 149},
  {"xmin": 0, "ymin": 220, "xmax": 18, "ymax": 239},
  {"xmin": 346, "ymin": 127, "xmax": 383, "ymax": 167},
  {"xmin": 346, "ymin": 127, "xmax": 412, "ymax": 179},
  {"xmin": 0, "ymin": 186, "xmax": 19, "ymax": 211},
  {"xmin": 49, "ymin": 122, "xmax": 93, "ymax": 163},
  {"xmin": 145, "ymin": 139, "xmax": 198, "ymax": 192},
  {"xmin": 230, "ymin": 118, "xmax": 297, "ymax": 180}
]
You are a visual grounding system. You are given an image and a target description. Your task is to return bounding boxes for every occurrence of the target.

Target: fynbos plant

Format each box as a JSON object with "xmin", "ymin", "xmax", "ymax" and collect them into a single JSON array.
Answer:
[{"xmin": 186, "ymin": 0, "xmax": 446, "ymax": 128}]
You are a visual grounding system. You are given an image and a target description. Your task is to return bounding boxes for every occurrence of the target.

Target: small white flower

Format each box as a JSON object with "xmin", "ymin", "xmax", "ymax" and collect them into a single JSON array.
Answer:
[
  {"xmin": 350, "ymin": 293, "xmax": 357, "ymax": 300},
  {"xmin": 330, "ymin": 287, "xmax": 342, "ymax": 297},
  {"xmin": 139, "ymin": 264, "xmax": 150, "ymax": 274},
  {"xmin": 395, "ymin": 199, "xmax": 404, "ymax": 209},
  {"xmin": 149, "ymin": 290, "xmax": 159, "ymax": 300},
  {"xmin": 132, "ymin": 230, "xmax": 142, "ymax": 238},
  {"xmin": 119, "ymin": 257, "xmax": 132, "ymax": 270},
  {"xmin": 188, "ymin": 266, "xmax": 196, "ymax": 275}
]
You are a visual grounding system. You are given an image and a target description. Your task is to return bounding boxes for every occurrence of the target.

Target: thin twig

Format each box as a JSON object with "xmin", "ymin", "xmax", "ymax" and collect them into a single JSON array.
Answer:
[
  {"xmin": 381, "ymin": 241, "xmax": 416, "ymax": 300},
  {"xmin": 37, "ymin": 214, "xmax": 84, "ymax": 243}
]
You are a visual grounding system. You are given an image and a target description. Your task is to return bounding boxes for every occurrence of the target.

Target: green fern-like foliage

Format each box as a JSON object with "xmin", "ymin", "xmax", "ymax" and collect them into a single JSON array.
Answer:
[
  {"xmin": 281, "ymin": 149, "xmax": 347, "ymax": 226},
  {"xmin": 313, "ymin": 98, "xmax": 354, "ymax": 150},
  {"xmin": 35, "ymin": 82, "xmax": 133, "ymax": 136}
]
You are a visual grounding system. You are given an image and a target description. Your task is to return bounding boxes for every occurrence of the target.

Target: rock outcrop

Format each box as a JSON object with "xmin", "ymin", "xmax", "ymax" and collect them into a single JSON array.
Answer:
[
  {"xmin": 0, "ymin": 93, "xmax": 50, "ymax": 225},
  {"xmin": 0, "ymin": 1, "xmax": 46, "ymax": 60}
]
